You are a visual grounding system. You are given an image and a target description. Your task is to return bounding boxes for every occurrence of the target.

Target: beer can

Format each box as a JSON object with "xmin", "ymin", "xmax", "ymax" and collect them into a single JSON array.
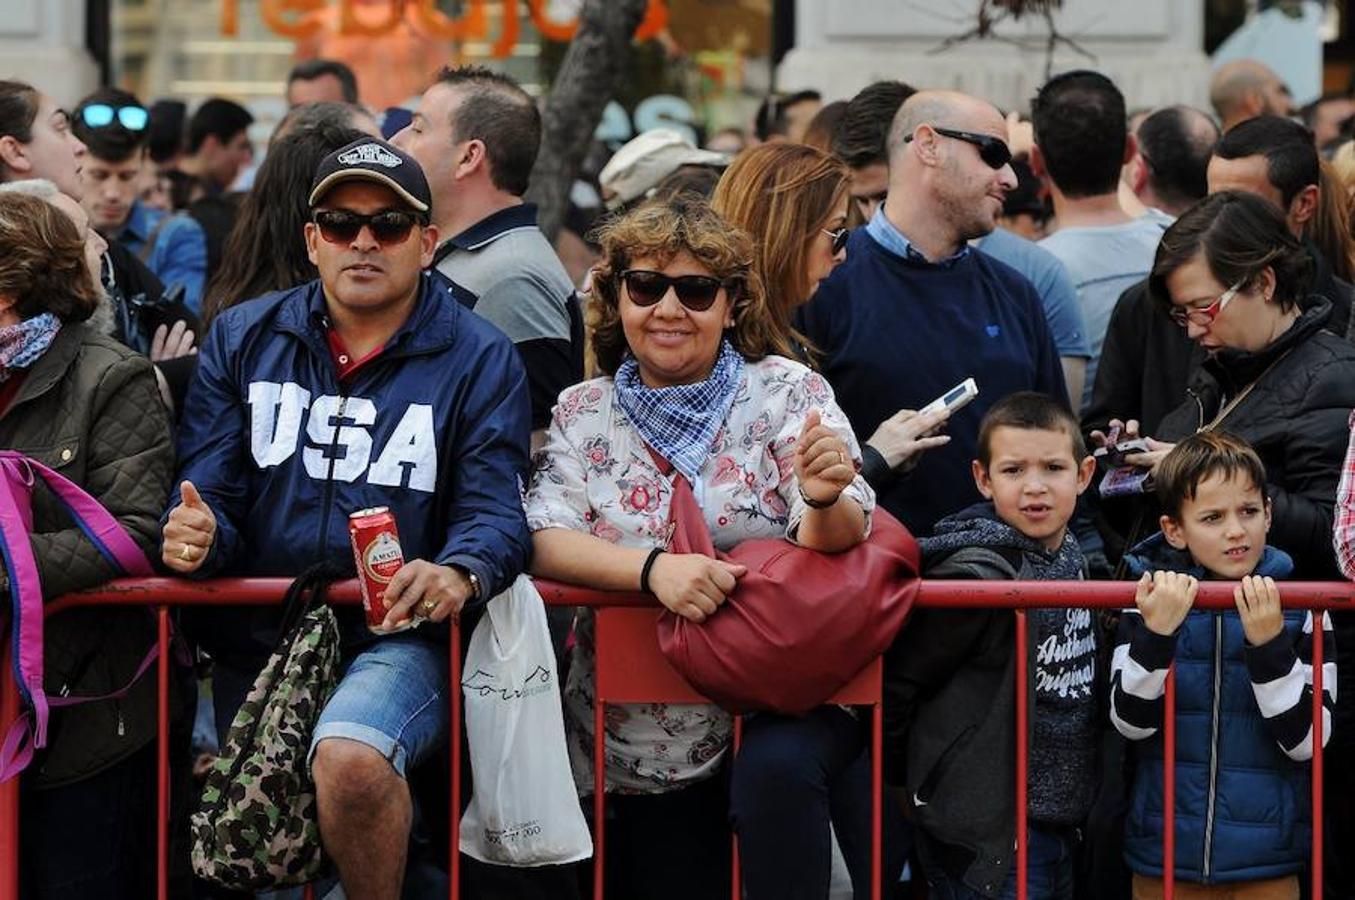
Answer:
[{"xmin": 349, "ymin": 506, "xmax": 411, "ymax": 633}]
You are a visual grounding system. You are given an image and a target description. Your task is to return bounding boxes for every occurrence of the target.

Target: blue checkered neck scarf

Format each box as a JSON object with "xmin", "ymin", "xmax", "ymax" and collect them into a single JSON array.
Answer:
[
  {"xmin": 613, "ymin": 339, "xmax": 746, "ymax": 485},
  {"xmin": 0, "ymin": 313, "xmax": 60, "ymax": 384}
]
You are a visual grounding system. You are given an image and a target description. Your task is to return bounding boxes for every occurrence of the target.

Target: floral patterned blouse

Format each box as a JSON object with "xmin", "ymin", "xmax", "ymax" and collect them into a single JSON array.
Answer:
[{"xmin": 525, "ymin": 355, "xmax": 875, "ymax": 794}]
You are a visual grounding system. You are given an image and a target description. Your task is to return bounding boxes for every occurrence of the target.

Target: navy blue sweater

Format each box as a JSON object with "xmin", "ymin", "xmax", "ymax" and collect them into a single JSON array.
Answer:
[{"xmin": 798, "ymin": 229, "xmax": 1067, "ymax": 535}]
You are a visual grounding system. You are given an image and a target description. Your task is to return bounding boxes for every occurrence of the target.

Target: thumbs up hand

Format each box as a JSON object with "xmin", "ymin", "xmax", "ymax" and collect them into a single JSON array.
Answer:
[
  {"xmin": 162, "ymin": 480, "xmax": 217, "ymax": 573},
  {"xmin": 793, "ymin": 409, "xmax": 855, "ymax": 509}
]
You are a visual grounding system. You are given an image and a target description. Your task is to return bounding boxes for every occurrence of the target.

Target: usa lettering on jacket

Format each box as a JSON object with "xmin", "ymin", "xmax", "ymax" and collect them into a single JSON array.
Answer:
[{"xmin": 249, "ymin": 381, "xmax": 436, "ymax": 492}]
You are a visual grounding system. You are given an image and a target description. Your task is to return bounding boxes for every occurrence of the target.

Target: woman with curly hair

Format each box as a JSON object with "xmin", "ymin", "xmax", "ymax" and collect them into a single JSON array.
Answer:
[{"xmin": 526, "ymin": 195, "xmax": 884, "ymax": 899}]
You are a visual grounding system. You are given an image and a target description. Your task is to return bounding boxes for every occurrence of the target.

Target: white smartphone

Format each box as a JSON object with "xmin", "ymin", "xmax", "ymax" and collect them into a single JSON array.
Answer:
[{"xmin": 919, "ymin": 377, "xmax": 979, "ymax": 417}]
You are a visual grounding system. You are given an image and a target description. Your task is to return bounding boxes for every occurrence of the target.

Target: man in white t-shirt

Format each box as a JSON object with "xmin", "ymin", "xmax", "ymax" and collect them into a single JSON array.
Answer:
[{"xmin": 1031, "ymin": 70, "xmax": 1169, "ymax": 411}]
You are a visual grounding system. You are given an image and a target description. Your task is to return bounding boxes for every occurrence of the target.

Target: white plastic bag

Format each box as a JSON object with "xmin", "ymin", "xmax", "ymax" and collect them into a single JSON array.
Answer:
[{"xmin": 459, "ymin": 575, "xmax": 592, "ymax": 866}]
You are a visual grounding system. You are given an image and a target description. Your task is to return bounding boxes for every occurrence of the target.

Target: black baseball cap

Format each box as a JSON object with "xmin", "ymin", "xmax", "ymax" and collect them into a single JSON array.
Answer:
[{"xmin": 308, "ymin": 137, "xmax": 431, "ymax": 213}]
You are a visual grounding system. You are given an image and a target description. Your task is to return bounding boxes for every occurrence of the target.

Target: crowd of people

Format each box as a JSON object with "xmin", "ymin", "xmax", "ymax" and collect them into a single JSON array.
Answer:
[{"xmin": 8, "ymin": 50, "xmax": 1355, "ymax": 900}]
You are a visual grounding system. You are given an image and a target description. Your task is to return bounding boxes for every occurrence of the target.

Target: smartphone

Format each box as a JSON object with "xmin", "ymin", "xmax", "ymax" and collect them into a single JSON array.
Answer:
[{"xmin": 920, "ymin": 378, "xmax": 979, "ymax": 417}]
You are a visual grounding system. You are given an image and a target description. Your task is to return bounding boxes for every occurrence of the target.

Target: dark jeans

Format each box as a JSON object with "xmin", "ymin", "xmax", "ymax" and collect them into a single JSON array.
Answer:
[
  {"xmin": 582, "ymin": 772, "xmax": 732, "ymax": 900},
  {"xmin": 731, "ymin": 706, "xmax": 908, "ymax": 899},
  {"xmin": 926, "ymin": 826, "xmax": 1076, "ymax": 900},
  {"xmin": 1325, "ymin": 746, "xmax": 1355, "ymax": 900},
  {"xmin": 21, "ymin": 736, "xmax": 193, "ymax": 900}
]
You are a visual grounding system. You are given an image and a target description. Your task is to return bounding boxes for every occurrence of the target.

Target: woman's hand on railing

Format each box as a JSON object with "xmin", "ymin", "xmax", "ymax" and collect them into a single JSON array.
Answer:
[
  {"xmin": 162, "ymin": 480, "xmax": 216, "ymax": 573},
  {"xmin": 647, "ymin": 553, "xmax": 747, "ymax": 623}
]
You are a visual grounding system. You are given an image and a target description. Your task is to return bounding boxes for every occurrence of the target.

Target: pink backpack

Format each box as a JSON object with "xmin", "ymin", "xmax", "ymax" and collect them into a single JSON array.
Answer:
[{"xmin": 0, "ymin": 450, "xmax": 156, "ymax": 781}]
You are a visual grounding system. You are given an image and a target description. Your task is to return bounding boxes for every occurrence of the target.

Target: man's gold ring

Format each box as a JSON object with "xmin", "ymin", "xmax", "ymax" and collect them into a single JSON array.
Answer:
[
  {"xmin": 178, "ymin": 543, "xmax": 195, "ymax": 562},
  {"xmin": 838, "ymin": 450, "xmax": 846, "ymax": 465},
  {"xmin": 420, "ymin": 599, "xmax": 437, "ymax": 617}
]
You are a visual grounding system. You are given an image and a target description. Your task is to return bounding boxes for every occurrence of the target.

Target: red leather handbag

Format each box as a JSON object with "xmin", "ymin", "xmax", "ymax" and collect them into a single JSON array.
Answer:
[{"xmin": 653, "ymin": 455, "xmax": 920, "ymax": 716}]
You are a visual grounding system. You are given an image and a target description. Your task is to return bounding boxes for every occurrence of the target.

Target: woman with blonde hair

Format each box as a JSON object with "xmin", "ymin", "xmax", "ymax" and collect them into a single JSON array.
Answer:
[
  {"xmin": 714, "ymin": 142, "xmax": 949, "ymax": 489},
  {"xmin": 528, "ymin": 194, "xmax": 889, "ymax": 899},
  {"xmin": 712, "ymin": 142, "xmax": 849, "ymax": 359}
]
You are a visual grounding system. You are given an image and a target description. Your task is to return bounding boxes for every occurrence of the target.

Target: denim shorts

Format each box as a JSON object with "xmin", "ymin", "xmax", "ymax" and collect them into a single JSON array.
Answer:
[{"xmin": 308, "ymin": 633, "xmax": 449, "ymax": 779}]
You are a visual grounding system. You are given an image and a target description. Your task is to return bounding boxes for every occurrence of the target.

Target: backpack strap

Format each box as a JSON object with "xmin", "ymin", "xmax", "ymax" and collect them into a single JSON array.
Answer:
[{"xmin": 0, "ymin": 451, "xmax": 154, "ymax": 782}]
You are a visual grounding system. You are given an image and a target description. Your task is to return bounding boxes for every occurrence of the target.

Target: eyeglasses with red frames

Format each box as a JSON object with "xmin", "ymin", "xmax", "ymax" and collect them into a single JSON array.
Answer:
[{"xmin": 1168, "ymin": 280, "xmax": 1244, "ymax": 328}]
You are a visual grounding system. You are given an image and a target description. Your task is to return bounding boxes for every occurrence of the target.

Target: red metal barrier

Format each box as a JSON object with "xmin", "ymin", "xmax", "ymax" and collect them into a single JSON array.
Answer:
[{"xmin": 0, "ymin": 578, "xmax": 1348, "ymax": 900}]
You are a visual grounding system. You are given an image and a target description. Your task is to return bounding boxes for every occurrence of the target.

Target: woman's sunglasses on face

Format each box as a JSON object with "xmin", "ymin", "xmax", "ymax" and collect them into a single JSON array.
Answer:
[
  {"xmin": 620, "ymin": 270, "xmax": 732, "ymax": 312},
  {"xmin": 313, "ymin": 209, "xmax": 425, "ymax": 246},
  {"xmin": 904, "ymin": 125, "xmax": 1013, "ymax": 170},
  {"xmin": 80, "ymin": 104, "xmax": 149, "ymax": 131},
  {"xmin": 822, "ymin": 227, "xmax": 849, "ymax": 255}
]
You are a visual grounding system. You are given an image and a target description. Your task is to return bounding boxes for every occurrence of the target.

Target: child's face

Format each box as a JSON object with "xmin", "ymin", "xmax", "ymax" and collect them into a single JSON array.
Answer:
[
  {"xmin": 973, "ymin": 425, "xmax": 1095, "ymax": 550},
  {"xmin": 1161, "ymin": 471, "xmax": 1270, "ymax": 579}
]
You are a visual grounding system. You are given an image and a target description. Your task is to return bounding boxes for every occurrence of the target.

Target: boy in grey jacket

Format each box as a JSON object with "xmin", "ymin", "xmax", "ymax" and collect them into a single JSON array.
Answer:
[{"xmin": 884, "ymin": 392, "xmax": 1097, "ymax": 900}]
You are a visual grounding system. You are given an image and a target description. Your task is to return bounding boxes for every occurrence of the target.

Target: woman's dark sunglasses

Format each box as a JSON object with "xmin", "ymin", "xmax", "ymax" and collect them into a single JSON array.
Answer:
[
  {"xmin": 621, "ymin": 270, "xmax": 731, "ymax": 311},
  {"xmin": 80, "ymin": 104, "xmax": 148, "ymax": 131},
  {"xmin": 905, "ymin": 126, "xmax": 1013, "ymax": 170},
  {"xmin": 822, "ymin": 227, "xmax": 849, "ymax": 255},
  {"xmin": 313, "ymin": 209, "xmax": 425, "ymax": 246}
]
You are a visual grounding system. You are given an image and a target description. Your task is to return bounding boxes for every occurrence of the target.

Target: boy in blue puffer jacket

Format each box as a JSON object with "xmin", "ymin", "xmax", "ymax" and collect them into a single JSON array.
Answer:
[{"xmin": 1110, "ymin": 431, "xmax": 1335, "ymax": 899}]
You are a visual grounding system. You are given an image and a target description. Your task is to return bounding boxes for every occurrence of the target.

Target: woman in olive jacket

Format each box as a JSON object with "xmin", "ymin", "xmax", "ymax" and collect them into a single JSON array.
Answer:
[{"xmin": 0, "ymin": 187, "xmax": 176, "ymax": 898}]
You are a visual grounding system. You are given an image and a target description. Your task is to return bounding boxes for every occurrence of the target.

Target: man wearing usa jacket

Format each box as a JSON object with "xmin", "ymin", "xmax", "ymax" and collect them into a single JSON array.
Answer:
[{"xmin": 160, "ymin": 138, "xmax": 532, "ymax": 899}]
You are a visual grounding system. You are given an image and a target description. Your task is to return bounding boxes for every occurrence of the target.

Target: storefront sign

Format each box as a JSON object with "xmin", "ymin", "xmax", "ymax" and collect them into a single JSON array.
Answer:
[{"xmin": 221, "ymin": 0, "xmax": 668, "ymax": 56}]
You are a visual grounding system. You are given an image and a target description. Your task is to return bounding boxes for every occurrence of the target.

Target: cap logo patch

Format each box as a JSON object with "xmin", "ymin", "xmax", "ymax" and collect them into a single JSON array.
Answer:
[{"xmin": 337, "ymin": 144, "xmax": 402, "ymax": 168}]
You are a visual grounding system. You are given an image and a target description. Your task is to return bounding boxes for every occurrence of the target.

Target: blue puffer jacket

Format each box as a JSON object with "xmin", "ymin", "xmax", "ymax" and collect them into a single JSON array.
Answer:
[
  {"xmin": 170, "ymin": 273, "xmax": 533, "ymax": 659},
  {"xmin": 1121, "ymin": 534, "xmax": 1310, "ymax": 883}
]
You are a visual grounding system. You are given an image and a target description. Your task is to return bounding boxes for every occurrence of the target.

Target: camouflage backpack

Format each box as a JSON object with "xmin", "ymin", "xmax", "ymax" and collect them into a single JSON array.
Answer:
[{"xmin": 191, "ymin": 569, "xmax": 342, "ymax": 890}]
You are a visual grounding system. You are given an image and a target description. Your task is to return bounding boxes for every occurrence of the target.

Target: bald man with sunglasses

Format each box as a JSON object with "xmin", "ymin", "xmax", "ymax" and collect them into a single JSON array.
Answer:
[
  {"xmin": 162, "ymin": 137, "xmax": 532, "ymax": 899},
  {"xmin": 798, "ymin": 89, "xmax": 1067, "ymax": 540}
]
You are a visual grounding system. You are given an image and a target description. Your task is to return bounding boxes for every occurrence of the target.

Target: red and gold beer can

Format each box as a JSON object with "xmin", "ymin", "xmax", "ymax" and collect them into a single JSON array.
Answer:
[{"xmin": 349, "ymin": 506, "xmax": 409, "ymax": 633}]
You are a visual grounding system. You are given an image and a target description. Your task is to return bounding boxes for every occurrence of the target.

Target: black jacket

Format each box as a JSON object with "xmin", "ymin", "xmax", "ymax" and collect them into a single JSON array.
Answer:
[
  {"xmin": 1154, "ymin": 297, "xmax": 1355, "ymax": 579},
  {"xmin": 884, "ymin": 514, "xmax": 1098, "ymax": 898},
  {"xmin": 1082, "ymin": 245, "xmax": 1354, "ymax": 438}
]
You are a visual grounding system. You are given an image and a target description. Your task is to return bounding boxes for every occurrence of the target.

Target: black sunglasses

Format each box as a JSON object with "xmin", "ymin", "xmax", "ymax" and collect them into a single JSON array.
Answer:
[
  {"xmin": 822, "ymin": 227, "xmax": 849, "ymax": 255},
  {"xmin": 313, "ymin": 209, "xmax": 425, "ymax": 246},
  {"xmin": 621, "ymin": 270, "xmax": 731, "ymax": 311},
  {"xmin": 905, "ymin": 126, "xmax": 1013, "ymax": 170}
]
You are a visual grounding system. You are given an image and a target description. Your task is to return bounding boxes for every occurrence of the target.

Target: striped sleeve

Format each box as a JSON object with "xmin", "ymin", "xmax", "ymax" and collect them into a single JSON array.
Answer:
[
  {"xmin": 1245, "ymin": 611, "xmax": 1337, "ymax": 761},
  {"xmin": 1109, "ymin": 609, "xmax": 1178, "ymax": 741}
]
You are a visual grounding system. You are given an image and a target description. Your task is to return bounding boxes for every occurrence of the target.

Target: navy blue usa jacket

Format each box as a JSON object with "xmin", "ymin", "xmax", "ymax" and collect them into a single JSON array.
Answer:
[{"xmin": 170, "ymin": 273, "xmax": 532, "ymax": 655}]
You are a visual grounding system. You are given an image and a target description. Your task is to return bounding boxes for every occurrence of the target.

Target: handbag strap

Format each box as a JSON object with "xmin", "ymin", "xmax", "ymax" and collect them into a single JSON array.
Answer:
[
  {"xmin": 1199, "ymin": 348, "xmax": 1294, "ymax": 433},
  {"xmin": 0, "ymin": 451, "xmax": 155, "ymax": 783},
  {"xmin": 644, "ymin": 446, "xmax": 717, "ymax": 558}
]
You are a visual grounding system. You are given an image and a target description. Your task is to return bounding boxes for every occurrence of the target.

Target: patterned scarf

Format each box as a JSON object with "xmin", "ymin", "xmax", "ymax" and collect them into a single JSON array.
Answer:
[
  {"xmin": 0, "ymin": 313, "xmax": 60, "ymax": 384},
  {"xmin": 614, "ymin": 339, "xmax": 745, "ymax": 484}
]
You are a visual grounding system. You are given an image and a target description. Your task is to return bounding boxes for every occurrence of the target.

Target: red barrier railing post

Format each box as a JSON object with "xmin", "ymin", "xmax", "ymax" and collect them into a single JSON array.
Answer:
[
  {"xmin": 871, "ymin": 676, "xmax": 883, "ymax": 900},
  {"xmin": 1163, "ymin": 665, "xmax": 1175, "ymax": 900},
  {"xmin": 156, "ymin": 606, "xmax": 171, "ymax": 900},
  {"xmin": 1015, "ymin": 610, "xmax": 1028, "ymax": 900},
  {"xmin": 449, "ymin": 619, "xmax": 462, "ymax": 900},
  {"xmin": 731, "ymin": 716, "xmax": 743, "ymax": 899},
  {"xmin": 0, "ymin": 647, "xmax": 19, "ymax": 900},
  {"xmin": 1312, "ymin": 613, "xmax": 1324, "ymax": 900},
  {"xmin": 593, "ymin": 692, "xmax": 605, "ymax": 900}
]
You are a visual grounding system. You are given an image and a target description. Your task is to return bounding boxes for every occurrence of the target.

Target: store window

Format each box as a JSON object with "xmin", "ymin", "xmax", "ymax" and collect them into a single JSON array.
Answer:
[{"xmin": 108, "ymin": 0, "xmax": 773, "ymax": 148}]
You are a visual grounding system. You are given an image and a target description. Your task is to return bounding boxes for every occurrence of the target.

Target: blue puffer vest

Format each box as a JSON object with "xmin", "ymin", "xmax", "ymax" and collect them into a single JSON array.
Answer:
[{"xmin": 1121, "ymin": 534, "xmax": 1311, "ymax": 883}]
